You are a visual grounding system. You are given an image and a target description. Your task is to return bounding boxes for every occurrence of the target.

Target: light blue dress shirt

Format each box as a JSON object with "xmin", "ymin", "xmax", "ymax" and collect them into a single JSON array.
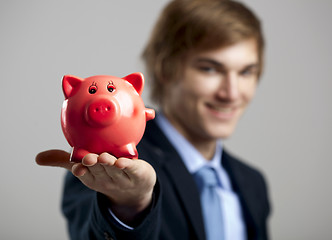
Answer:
[{"xmin": 156, "ymin": 113, "xmax": 247, "ymax": 240}]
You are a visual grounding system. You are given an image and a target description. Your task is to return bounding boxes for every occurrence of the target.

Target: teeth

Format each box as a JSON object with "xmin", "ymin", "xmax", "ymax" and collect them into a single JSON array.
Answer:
[{"xmin": 210, "ymin": 105, "xmax": 233, "ymax": 112}]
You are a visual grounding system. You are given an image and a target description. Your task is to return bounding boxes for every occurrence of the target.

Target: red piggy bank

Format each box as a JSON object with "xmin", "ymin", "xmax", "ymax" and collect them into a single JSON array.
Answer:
[{"xmin": 61, "ymin": 72, "xmax": 155, "ymax": 162}]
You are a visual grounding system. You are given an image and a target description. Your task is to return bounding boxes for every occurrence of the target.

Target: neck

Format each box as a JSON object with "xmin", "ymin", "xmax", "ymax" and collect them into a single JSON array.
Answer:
[
  {"xmin": 186, "ymin": 135, "xmax": 217, "ymax": 161},
  {"xmin": 162, "ymin": 112, "xmax": 217, "ymax": 160}
]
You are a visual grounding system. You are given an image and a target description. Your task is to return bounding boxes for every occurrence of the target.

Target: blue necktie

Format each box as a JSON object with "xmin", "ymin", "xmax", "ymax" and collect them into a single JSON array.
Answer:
[{"xmin": 194, "ymin": 166, "xmax": 224, "ymax": 240}]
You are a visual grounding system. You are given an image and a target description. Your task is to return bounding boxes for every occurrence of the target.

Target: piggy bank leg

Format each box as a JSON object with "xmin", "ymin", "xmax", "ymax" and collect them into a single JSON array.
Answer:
[
  {"xmin": 70, "ymin": 147, "xmax": 90, "ymax": 163},
  {"xmin": 118, "ymin": 143, "xmax": 138, "ymax": 159}
]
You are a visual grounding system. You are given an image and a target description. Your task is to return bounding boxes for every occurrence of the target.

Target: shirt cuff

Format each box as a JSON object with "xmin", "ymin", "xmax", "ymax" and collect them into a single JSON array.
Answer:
[{"xmin": 108, "ymin": 208, "xmax": 134, "ymax": 230}]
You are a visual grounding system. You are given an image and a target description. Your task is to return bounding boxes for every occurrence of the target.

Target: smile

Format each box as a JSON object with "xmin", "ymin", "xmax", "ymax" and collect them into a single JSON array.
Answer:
[
  {"xmin": 210, "ymin": 105, "xmax": 233, "ymax": 112},
  {"xmin": 206, "ymin": 103, "xmax": 236, "ymax": 112},
  {"xmin": 205, "ymin": 103, "xmax": 238, "ymax": 119}
]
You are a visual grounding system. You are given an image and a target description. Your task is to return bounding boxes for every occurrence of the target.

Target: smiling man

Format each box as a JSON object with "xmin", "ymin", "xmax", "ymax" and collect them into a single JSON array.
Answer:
[
  {"xmin": 36, "ymin": 1, "xmax": 270, "ymax": 239},
  {"xmin": 161, "ymin": 38, "xmax": 260, "ymax": 159}
]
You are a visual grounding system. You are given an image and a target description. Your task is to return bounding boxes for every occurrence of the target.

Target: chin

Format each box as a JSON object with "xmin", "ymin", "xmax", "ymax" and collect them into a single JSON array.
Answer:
[
  {"xmin": 215, "ymin": 132, "xmax": 233, "ymax": 140},
  {"xmin": 207, "ymin": 123, "xmax": 237, "ymax": 140}
]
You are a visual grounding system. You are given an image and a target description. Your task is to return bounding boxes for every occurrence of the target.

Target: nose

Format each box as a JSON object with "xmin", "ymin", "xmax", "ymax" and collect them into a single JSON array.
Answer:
[
  {"xmin": 216, "ymin": 72, "xmax": 239, "ymax": 101},
  {"xmin": 85, "ymin": 98, "xmax": 119, "ymax": 126}
]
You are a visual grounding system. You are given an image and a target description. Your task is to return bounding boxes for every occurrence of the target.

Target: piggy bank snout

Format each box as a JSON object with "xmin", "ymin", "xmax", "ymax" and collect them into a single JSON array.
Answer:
[{"xmin": 85, "ymin": 98, "xmax": 119, "ymax": 127}]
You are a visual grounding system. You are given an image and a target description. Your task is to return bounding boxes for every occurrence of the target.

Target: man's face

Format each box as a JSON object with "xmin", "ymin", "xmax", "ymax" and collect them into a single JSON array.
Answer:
[{"xmin": 162, "ymin": 38, "xmax": 259, "ymax": 142}]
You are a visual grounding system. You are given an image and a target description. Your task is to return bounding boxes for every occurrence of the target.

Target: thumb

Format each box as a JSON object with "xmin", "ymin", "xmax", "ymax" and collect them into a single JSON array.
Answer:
[{"xmin": 36, "ymin": 149, "xmax": 73, "ymax": 171}]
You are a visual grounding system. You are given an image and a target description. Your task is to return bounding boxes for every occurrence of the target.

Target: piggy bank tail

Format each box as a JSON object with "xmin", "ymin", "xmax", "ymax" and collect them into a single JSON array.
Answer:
[{"xmin": 145, "ymin": 108, "xmax": 155, "ymax": 122}]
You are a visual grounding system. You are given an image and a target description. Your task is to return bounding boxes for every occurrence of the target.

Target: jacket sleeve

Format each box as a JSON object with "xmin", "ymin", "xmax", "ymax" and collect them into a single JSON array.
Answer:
[{"xmin": 61, "ymin": 172, "xmax": 161, "ymax": 240}]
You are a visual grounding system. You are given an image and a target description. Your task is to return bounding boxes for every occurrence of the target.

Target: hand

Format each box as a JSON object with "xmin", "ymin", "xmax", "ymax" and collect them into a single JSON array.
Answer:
[{"xmin": 36, "ymin": 150, "xmax": 157, "ymax": 225}]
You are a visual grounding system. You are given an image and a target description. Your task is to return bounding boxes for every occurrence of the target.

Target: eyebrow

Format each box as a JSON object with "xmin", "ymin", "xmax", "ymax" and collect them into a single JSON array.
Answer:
[
  {"xmin": 193, "ymin": 57, "xmax": 259, "ymax": 70},
  {"xmin": 193, "ymin": 58, "xmax": 224, "ymax": 68}
]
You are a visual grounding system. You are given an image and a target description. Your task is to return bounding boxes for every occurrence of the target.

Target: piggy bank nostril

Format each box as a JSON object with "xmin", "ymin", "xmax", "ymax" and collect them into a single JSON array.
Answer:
[
  {"xmin": 85, "ymin": 99, "xmax": 117, "ymax": 127},
  {"xmin": 94, "ymin": 105, "xmax": 110, "ymax": 113}
]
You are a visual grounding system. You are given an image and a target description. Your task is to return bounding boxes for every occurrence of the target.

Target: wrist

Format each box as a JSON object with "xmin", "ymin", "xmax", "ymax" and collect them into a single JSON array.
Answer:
[{"xmin": 107, "ymin": 189, "xmax": 154, "ymax": 226}]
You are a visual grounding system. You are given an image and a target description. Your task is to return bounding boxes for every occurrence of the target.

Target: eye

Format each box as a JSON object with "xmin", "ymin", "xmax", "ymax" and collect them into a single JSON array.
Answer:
[
  {"xmin": 198, "ymin": 66, "xmax": 217, "ymax": 73},
  {"xmin": 107, "ymin": 82, "xmax": 116, "ymax": 93},
  {"xmin": 240, "ymin": 65, "xmax": 259, "ymax": 78},
  {"xmin": 240, "ymin": 68, "xmax": 253, "ymax": 76},
  {"xmin": 88, "ymin": 84, "xmax": 97, "ymax": 94}
]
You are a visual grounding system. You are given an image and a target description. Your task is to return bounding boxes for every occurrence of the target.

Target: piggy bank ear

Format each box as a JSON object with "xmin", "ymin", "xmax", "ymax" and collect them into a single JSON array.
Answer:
[
  {"xmin": 62, "ymin": 75, "xmax": 83, "ymax": 99},
  {"xmin": 122, "ymin": 72, "xmax": 144, "ymax": 95}
]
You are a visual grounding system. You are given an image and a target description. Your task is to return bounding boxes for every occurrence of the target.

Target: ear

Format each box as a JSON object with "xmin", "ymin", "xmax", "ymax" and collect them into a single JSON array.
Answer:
[
  {"xmin": 122, "ymin": 72, "xmax": 144, "ymax": 95},
  {"xmin": 62, "ymin": 75, "xmax": 84, "ymax": 99}
]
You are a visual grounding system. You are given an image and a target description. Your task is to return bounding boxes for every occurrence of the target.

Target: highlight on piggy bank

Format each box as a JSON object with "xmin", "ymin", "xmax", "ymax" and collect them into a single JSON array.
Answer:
[{"xmin": 61, "ymin": 72, "xmax": 155, "ymax": 162}]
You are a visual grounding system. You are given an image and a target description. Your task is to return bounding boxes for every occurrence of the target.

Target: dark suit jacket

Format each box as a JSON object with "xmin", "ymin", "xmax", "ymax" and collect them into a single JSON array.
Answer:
[{"xmin": 62, "ymin": 119, "xmax": 271, "ymax": 240}]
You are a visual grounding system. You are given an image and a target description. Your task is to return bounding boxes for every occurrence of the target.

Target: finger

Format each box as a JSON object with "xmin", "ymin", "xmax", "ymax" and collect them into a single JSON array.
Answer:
[
  {"xmin": 72, "ymin": 163, "xmax": 96, "ymax": 188},
  {"xmin": 114, "ymin": 157, "xmax": 134, "ymax": 170},
  {"xmin": 98, "ymin": 152, "xmax": 117, "ymax": 166},
  {"xmin": 82, "ymin": 153, "xmax": 108, "ymax": 177},
  {"xmin": 35, "ymin": 149, "xmax": 73, "ymax": 171},
  {"xmin": 97, "ymin": 153, "xmax": 126, "ymax": 179},
  {"xmin": 82, "ymin": 153, "xmax": 99, "ymax": 166},
  {"xmin": 115, "ymin": 158, "xmax": 153, "ymax": 182},
  {"xmin": 72, "ymin": 163, "xmax": 88, "ymax": 177},
  {"xmin": 98, "ymin": 155, "xmax": 131, "ymax": 181},
  {"xmin": 115, "ymin": 158, "xmax": 157, "ymax": 183},
  {"xmin": 84, "ymin": 153, "xmax": 118, "ymax": 177}
]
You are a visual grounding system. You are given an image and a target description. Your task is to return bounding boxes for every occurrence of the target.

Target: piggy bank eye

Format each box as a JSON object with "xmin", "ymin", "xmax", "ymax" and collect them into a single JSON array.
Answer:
[
  {"xmin": 89, "ymin": 83, "xmax": 98, "ymax": 94},
  {"xmin": 107, "ymin": 82, "xmax": 116, "ymax": 93}
]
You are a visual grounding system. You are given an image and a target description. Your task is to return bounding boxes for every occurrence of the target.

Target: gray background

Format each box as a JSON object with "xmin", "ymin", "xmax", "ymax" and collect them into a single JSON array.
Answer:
[{"xmin": 1, "ymin": 0, "xmax": 331, "ymax": 239}]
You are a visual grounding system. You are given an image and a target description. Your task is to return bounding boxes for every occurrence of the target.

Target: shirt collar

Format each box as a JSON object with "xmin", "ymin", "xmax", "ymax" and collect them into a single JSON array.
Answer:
[{"xmin": 155, "ymin": 112, "xmax": 223, "ymax": 174}]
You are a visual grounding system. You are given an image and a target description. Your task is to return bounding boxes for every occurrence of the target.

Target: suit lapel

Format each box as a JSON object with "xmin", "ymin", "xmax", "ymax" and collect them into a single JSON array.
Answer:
[
  {"xmin": 222, "ymin": 150, "xmax": 258, "ymax": 239},
  {"xmin": 163, "ymin": 154, "xmax": 206, "ymax": 240},
  {"xmin": 143, "ymin": 119, "xmax": 206, "ymax": 240},
  {"xmin": 142, "ymin": 118, "xmax": 266, "ymax": 239}
]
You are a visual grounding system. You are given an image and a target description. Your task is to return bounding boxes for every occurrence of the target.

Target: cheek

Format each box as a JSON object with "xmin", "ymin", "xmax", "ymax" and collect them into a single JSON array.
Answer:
[
  {"xmin": 241, "ymin": 81, "xmax": 257, "ymax": 102},
  {"xmin": 182, "ymin": 68, "xmax": 220, "ymax": 97},
  {"xmin": 167, "ymin": 83, "xmax": 202, "ymax": 117},
  {"xmin": 164, "ymin": 82, "xmax": 191, "ymax": 112},
  {"xmin": 182, "ymin": 78, "xmax": 218, "ymax": 100}
]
